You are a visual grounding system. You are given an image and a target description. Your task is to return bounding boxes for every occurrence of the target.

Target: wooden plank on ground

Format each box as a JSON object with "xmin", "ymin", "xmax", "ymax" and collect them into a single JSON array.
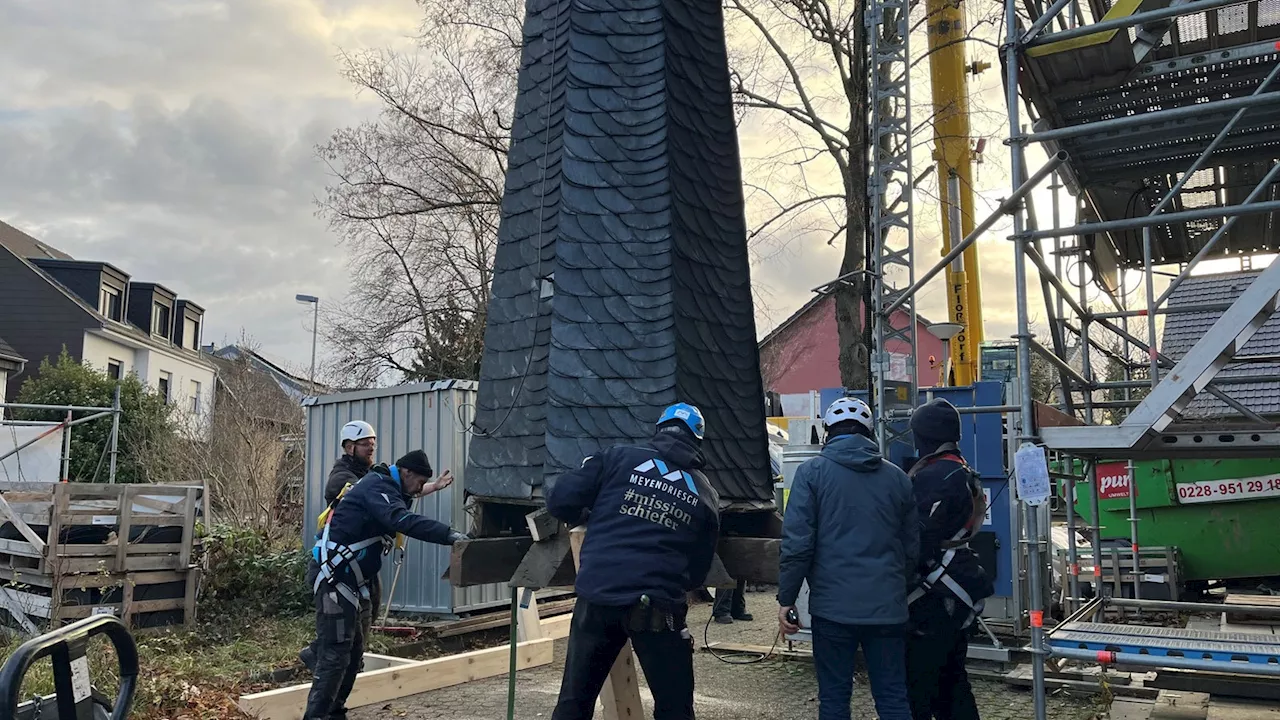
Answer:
[
  {"xmin": 570, "ymin": 526, "xmax": 643, "ymax": 720},
  {"xmin": 237, "ymin": 637, "xmax": 554, "ymax": 720},
  {"xmin": 449, "ymin": 537, "xmax": 534, "ymax": 587},
  {"xmin": 1208, "ymin": 699, "xmax": 1280, "ymax": 719},
  {"xmin": 716, "ymin": 538, "xmax": 780, "ymax": 585},
  {"xmin": 1152, "ymin": 690, "xmax": 1208, "ymax": 720},
  {"xmin": 516, "ymin": 589, "xmax": 544, "ymax": 642},
  {"xmin": 541, "ymin": 613, "xmax": 573, "ymax": 640},
  {"xmin": 431, "ymin": 597, "xmax": 577, "ymax": 638},
  {"xmin": 360, "ymin": 653, "xmax": 417, "ymax": 672}
]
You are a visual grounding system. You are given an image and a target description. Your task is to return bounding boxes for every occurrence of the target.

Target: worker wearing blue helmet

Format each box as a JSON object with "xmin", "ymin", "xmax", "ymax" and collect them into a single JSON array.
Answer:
[{"xmin": 545, "ymin": 402, "xmax": 721, "ymax": 720}]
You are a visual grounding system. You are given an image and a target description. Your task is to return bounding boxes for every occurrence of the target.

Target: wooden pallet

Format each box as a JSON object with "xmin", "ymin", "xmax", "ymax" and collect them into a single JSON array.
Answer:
[{"xmin": 0, "ymin": 481, "xmax": 204, "ymax": 633}]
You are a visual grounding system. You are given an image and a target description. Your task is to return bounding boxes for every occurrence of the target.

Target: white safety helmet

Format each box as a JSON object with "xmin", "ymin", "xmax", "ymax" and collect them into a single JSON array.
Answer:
[
  {"xmin": 340, "ymin": 420, "xmax": 377, "ymax": 445},
  {"xmin": 823, "ymin": 397, "xmax": 874, "ymax": 434}
]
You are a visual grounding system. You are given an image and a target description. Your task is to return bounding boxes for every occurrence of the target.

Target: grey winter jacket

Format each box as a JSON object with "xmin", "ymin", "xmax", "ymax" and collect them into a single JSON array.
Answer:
[{"xmin": 777, "ymin": 433, "xmax": 920, "ymax": 625}]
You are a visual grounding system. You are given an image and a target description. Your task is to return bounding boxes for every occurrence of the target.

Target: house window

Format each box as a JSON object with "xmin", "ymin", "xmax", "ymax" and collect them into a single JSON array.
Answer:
[
  {"xmin": 152, "ymin": 303, "xmax": 171, "ymax": 337},
  {"xmin": 106, "ymin": 359, "xmax": 123, "ymax": 380},
  {"xmin": 183, "ymin": 317, "xmax": 200, "ymax": 350},
  {"xmin": 158, "ymin": 372, "xmax": 172, "ymax": 404},
  {"xmin": 190, "ymin": 380, "xmax": 202, "ymax": 414},
  {"xmin": 99, "ymin": 286, "xmax": 122, "ymax": 321}
]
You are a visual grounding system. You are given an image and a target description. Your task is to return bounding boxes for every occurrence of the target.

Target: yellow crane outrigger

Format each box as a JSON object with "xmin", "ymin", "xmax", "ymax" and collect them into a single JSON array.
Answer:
[{"xmin": 925, "ymin": 0, "xmax": 987, "ymax": 385}]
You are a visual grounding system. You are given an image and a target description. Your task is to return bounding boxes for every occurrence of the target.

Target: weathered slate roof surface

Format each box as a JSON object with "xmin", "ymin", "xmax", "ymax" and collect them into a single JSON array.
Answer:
[
  {"xmin": 468, "ymin": 0, "xmax": 772, "ymax": 501},
  {"xmin": 1162, "ymin": 270, "xmax": 1280, "ymax": 419}
]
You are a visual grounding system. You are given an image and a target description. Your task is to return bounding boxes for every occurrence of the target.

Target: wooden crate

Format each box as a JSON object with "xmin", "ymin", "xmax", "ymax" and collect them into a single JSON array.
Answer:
[
  {"xmin": 0, "ymin": 481, "xmax": 205, "ymax": 633},
  {"xmin": 2, "ymin": 568, "xmax": 200, "ymax": 630}
]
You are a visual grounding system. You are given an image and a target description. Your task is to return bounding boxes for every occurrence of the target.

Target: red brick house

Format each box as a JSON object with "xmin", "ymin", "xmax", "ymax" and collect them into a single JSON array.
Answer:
[{"xmin": 760, "ymin": 293, "xmax": 945, "ymax": 396}]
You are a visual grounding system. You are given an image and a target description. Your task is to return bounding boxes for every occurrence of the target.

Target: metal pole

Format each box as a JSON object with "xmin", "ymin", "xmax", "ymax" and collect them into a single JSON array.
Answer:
[
  {"xmin": 1143, "ymin": 229, "xmax": 1159, "ymax": 386},
  {"xmin": 1049, "ymin": 646, "xmax": 1280, "ymax": 677},
  {"xmin": 309, "ymin": 300, "xmax": 319, "ymax": 396},
  {"xmin": 1127, "ymin": 460, "xmax": 1141, "ymax": 602},
  {"xmin": 1092, "ymin": 303, "xmax": 1234, "ymax": 320},
  {"xmin": 1023, "ymin": 199, "xmax": 1280, "ymax": 240},
  {"xmin": 1156, "ymin": 161, "xmax": 1280, "ymax": 307},
  {"xmin": 1108, "ymin": 597, "xmax": 1280, "ymax": 615},
  {"xmin": 60, "ymin": 411, "xmax": 71, "ymax": 483},
  {"xmin": 1066, "ymin": 468, "xmax": 1081, "ymax": 613},
  {"xmin": 885, "ymin": 151, "xmax": 1068, "ymax": 314},
  {"xmin": 1021, "ymin": 0, "xmax": 1075, "ymax": 43},
  {"xmin": 506, "ymin": 587, "xmax": 518, "ymax": 720},
  {"xmin": 1027, "ymin": 93, "xmax": 1280, "ymax": 145},
  {"xmin": 1005, "ymin": 2, "xmax": 1048, "ymax": 714},
  {"xmin": 1087, "ymin": 460, "xmax": 1104, "ymax": 610},
  {"xmin": 0, "ymin": 402, "xmax": 114, "ymax": 413},
  {"xmin": 0, "ymin": 421, "xmax": 70, "ymax": 466},
  {"xmin": 1078, "ymin": 222, "xmax": 1094, "ymax": 425},
  {"xmin": 108, "ymin": 386, "xmax": 121, "ymax": 484},
  {"xmin": 1025, "ymin": 0, "xmax": 1252, "ymax": 48}
]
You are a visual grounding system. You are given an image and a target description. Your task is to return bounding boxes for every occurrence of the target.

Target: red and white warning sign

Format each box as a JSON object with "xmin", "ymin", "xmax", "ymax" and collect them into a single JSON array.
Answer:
[{"xmin": 1096, "ymin": 462, "xmax": 1132, "ymax": 500}]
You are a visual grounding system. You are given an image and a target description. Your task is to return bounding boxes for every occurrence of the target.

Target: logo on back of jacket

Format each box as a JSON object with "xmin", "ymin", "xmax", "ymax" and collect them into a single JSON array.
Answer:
[{"xmin": 622, "ymin": 458, "xmax": 700, "ymax": 531}]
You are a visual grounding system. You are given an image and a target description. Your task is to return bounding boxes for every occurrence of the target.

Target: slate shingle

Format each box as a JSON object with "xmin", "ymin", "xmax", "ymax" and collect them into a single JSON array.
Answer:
[{"xmin": 467, "ymin": 0, "xmax": 771, "ymax": 502}]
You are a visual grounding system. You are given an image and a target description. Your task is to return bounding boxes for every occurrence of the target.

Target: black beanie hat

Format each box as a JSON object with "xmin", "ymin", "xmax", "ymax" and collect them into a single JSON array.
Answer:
[
  {"xmin": 910, "ymin": 398, "xmax": 961, "ymax": 445},
  {"xmin": 395, "ymin": 449, "xmax": 433, "ymax": 478}
]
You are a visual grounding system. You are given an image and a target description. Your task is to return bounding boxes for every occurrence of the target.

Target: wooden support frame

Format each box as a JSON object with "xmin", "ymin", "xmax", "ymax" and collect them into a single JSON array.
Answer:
[
  {"xmin": 569, "ymin": 527, "xmax": 644, "ymax": 720},
  {"xmin": 237, "ymin": 638, "xmax": 555, "ymax": 720},
  {"xmin": 716, "ymin": 537, "xmax": 781, "ymax": 585},
  {"xmin": 448, "ymin": 537, "xmax": 534, "ymax": 587}
]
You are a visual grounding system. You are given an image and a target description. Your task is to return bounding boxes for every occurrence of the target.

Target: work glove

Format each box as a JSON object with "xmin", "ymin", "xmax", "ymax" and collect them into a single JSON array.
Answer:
[{"xmin": 447, "ymin": 530, "xmax": 471, "ymax": 545}]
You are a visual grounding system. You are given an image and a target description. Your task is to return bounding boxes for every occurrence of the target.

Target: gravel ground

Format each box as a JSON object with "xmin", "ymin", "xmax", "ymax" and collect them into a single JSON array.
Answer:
[{"xmin": 351, "ymin": 591, "xmax": 1103, "ymax": 720}]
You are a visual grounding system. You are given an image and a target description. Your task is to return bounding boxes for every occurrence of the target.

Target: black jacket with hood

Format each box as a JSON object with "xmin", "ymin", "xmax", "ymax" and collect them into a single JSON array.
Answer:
[
  {"xmin": 545, "ymin": 430, "xmax": 721, "ymax": 608},
  {"xmin": 325, "ymin": 454, "xmax": 372, "ymax": 506}
]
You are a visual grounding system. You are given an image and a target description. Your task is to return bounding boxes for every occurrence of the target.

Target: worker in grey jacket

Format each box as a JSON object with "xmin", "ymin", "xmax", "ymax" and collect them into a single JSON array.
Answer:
[{"xmin": 777, "ymin": 397, "xmax": 919, "ymax": 720}]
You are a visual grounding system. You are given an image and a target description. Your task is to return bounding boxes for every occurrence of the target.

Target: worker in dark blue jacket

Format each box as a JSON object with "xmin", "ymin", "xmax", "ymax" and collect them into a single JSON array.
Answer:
[
  {"xmin": 303, "ymin": 450, "xmax": 470, "ymax": 720},
  {"xmin": 905, "ymin": 399, "xmax": 994, "ymax": 720},
  {"xmin": 778, "ymin": 397, "xmax": 918, "ymax": 720},
  {"xmin": 545, "ymin": 402, "xmax": 721, "ymax": 720}
]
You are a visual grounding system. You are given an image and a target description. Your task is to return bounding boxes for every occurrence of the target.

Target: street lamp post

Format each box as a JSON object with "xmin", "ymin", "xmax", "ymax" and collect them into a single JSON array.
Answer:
[
  {"xmin": 929, "ymin": 322, "xmax": 966, "ymax": 388},
  {"xmin": 295, "ymin": 294, "xmax": 319, "ymax": 395}
]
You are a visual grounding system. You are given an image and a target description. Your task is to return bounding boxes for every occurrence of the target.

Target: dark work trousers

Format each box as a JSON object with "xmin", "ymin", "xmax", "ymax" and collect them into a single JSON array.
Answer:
[
  {"xmin": 550, "ymin": 600, "xmax": 695, "ymax": 720},
  {"xmin": 906, "ymin": 628, "xmax": 979, "ymax": 720},
  {"xmin": 811, "ymin": 615, "xmax": 912, "ymax": 720},
  {"xmin": 303, "ymin": 583, "xmax": 372, "ymax": 720},
  {"xmin": 711, "ymin": 579, "xmax": 747, "ymax": 619},
  {"xmin": 302, "ymin": 563, "xmax": 379, "ymax": 673}
]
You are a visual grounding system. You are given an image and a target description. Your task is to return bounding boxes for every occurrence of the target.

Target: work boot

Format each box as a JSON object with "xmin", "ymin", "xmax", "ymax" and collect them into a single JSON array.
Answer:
[
  {"xmin": 299, "ymin": 645, "xmax": 316, "ymax": 673},
  {"xmin": 733, "ymin": 612, "xmax": 754, "ymax": 622},
  {"xmin": 714, "ymin": 615, "xmax": 733, "ymax": 625}
]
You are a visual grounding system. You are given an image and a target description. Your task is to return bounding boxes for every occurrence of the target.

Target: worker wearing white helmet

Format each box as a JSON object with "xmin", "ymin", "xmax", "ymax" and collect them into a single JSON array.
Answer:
[
  {"xmin": 301, "ymin": 420, "xmax": 379, "ymax": 673},
  {"xmin": 777, "ymin": 396, "xmax": 918, "ymax": 720}
]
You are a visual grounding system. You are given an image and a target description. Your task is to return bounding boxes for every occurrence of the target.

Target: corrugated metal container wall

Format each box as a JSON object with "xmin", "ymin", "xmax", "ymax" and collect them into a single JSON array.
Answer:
[{"xmin": 303, "ymin": 380, "xmax": 509, "ymax": 616}]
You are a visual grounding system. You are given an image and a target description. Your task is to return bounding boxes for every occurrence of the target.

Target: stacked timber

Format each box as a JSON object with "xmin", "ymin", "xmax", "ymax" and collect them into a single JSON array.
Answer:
[{"xmin": 0, "ymin": 481, "xmax": 204, "ymax": 633}]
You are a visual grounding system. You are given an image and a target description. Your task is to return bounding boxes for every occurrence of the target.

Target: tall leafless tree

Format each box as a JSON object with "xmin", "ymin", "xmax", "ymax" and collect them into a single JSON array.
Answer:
[{"xmin": 317, "ymin": 1, "xmax": 522, "ymax": 386}]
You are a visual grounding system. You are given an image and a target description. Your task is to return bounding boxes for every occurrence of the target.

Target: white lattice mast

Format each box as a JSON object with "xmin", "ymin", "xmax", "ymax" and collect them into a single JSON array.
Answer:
[{"xmin": 867, "ymin": 0, "xmax": 918, "ymax": 450}]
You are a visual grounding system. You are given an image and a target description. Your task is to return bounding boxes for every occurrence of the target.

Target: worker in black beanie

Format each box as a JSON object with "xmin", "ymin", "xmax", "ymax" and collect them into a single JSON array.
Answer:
[
  {"xmin": 905, "ymin": 399, "xmax": 993, "ymax": 720},
  {"xmin": 302, "ymin": 449, "xmax": 470, "ymax": 720}
]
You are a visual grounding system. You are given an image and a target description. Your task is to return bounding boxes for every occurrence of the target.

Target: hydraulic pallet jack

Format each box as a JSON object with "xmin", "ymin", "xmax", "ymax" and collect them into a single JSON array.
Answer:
[{"xmin": 1, "ymin": 615, "xmax": 138, "ymax": 720}]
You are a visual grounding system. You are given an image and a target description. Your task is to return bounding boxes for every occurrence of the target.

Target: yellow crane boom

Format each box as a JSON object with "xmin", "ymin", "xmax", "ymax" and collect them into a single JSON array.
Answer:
[{"xmin": 925, "ymin": 0, "xmax": 985, "ymax": 385}]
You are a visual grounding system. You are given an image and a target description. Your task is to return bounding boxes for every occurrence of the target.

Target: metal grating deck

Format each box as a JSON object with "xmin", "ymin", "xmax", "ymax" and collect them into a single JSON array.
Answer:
[
  {"xmin": 1050, "ymin": 621, "xmax": 1280, "ymax": 665},
  {"xmin": 1018, "ymin": 0, "xmax": 1280, "ymax": 266}
]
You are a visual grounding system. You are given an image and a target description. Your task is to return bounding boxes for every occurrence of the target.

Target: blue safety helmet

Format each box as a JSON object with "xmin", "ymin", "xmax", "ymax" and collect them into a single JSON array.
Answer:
[{"xmin": 657, "ymin": 402, "xmax": 706, "ymax": 440}]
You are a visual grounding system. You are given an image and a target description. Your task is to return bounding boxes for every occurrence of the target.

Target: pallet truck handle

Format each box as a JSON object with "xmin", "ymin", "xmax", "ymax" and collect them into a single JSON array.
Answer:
[{"xmin": 0, "ymin": 615, "xmax": 139, "ymax": 720}]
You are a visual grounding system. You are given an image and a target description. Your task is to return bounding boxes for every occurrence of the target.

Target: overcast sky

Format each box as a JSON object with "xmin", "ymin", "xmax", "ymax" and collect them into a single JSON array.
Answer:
[{"xmin": 0, "ymin": 0, "xmax": 1058, "ymax": 377}]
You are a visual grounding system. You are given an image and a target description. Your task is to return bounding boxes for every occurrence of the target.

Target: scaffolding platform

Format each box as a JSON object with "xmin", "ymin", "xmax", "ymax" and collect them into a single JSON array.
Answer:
[
  {"xmin": 1049, "ymin": 620, "xmax": 1280, "ymax": 665},
  {"xmin": 1018, "ymin": 0, "xmax": 1280, "ymax": 268}
]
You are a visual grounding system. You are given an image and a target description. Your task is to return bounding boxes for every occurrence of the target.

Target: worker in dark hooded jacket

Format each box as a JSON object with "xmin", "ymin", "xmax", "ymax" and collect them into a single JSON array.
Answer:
[
  {"xmin": 905, "ymin": 398, "xmax": 994, "ymax": 720},
  {"xmin": 302, "ymin": 420, "xmax": 380, "ymax": 672},
  {"xmin": 778, "ymin": 397, "xmax": 918, "ymax": 720},
  {"xmin": 303, "ymin": 450, "xmax": 470, "ymax": 720},
  {"xmin": 545, "ymin": 402, "xmax": 721, "ymax": 720}
]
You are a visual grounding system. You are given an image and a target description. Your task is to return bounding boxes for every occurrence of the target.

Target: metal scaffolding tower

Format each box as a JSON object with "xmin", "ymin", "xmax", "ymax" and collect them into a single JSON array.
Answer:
[
  {"xmin": 1002, "ymin": 0, "xmax": 1280, "ymax": 714},
  {"xmin": 867, "ymin": 0, "xmax": 918, "ymax": 450}
]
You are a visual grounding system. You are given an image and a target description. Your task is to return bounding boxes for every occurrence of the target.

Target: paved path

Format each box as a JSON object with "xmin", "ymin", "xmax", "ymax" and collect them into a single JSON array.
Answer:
[{"xmin": 352, "ymin": 591, "xmax": 1101, "ymax": 720}]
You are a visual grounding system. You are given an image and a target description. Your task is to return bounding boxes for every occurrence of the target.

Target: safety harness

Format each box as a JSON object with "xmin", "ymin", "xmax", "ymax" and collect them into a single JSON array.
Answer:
[
  {"xmin": 311, "ymin": 467, "xmax": 398, "ymax": 606},
  {"xmin": 907, "ymin": 445, "xmax": 990, "ymax": 621}
]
